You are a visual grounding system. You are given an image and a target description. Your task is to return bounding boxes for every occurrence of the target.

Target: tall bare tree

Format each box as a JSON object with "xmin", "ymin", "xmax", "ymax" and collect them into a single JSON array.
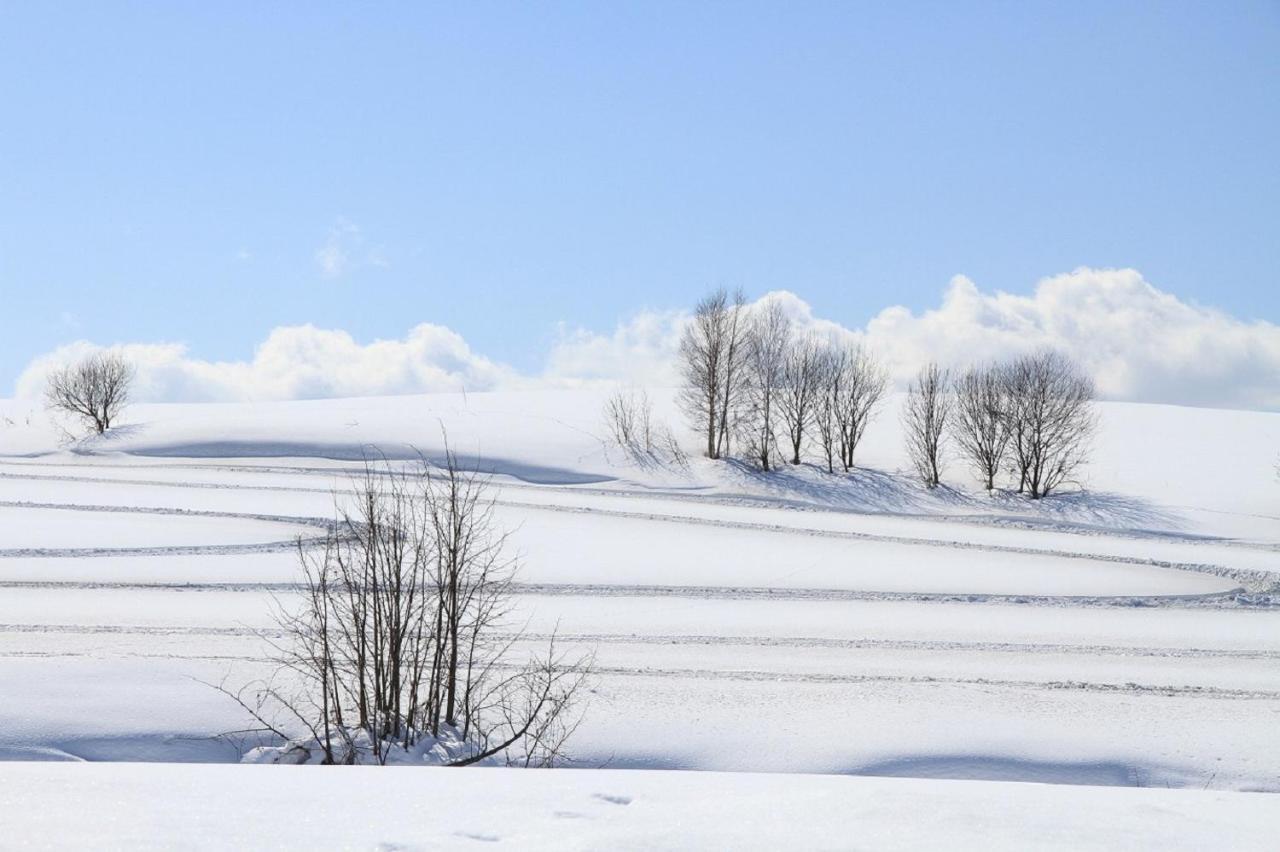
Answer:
[
  {"xmin": 740, "ymin": 300, "xmax": 791, "ymax": 471},
  {"xmin": 1001, "ymin": 351, "xmax": 1096, "ymax": 499},
  {"xmin": 952, "ymin": 364, "xmax": 1010, "ymax": 491},
  {"xmin": 678, "ymin": 288, "xmax": 749, "ymax": 459},
  {"xmin": 814, "ymin": 344, "xmax": 888, "ymax": 473},
  {"xmin": 777, "ymin": 335, "xmax": 824, "ymax": 465},
  {"xmin": 903, "ymin": 362, "xmax": 951, "ymax": 488},
  {"xmin": 44, "ymin": 351, "xmax": 134, "ymax": 435}
]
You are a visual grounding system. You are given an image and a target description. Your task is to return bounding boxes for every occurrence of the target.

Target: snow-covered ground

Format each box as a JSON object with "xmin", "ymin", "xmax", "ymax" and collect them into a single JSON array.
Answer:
[
  {"xmin": 0, "ymin": 389, "xmax": 1277, "ymax": 847},
  {"xmin": 2, "ymin": 763, "xmax": 1274, "ymax": 851}
]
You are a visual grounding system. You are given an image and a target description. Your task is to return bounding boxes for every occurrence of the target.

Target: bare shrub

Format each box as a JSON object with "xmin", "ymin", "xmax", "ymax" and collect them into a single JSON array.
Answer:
[
  {"xmin": 952, "ymin": 364, "xmax": 1010, "ymax": 491},
  {"xmin": 903, "ymin": 362, "xmax": 951, "ymax": 488},
  {"xmin": 44, "ymin": 351, "xmax": 134, "ymax": 435},
  {"xmin": 678, "ymin": 288, "xmax": 749, "ymax": 459},
  {"xmin": 222, "ymin": 449, "xmax": 591, "ymax": 766},
  {"xmin": 604, "ymin": 387, "xmax": 653, "ymax": 451},
  {"xmin": 815, "ymin": 344, "xmax": 888, "ymax": 474},
  {"xmin": 1001, "ymin": 351, "xmax": 1096, "ymax": 499}
]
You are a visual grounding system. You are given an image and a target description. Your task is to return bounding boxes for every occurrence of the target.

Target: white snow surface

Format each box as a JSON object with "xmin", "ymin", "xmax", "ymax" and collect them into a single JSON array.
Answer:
[
  {"xmin": 1, "ymin": 763, "xmax": 1274, "ymax": 851},
  {"xmin": 0, "ymin": 388, "xmax": 1277, "ymax": 847}
]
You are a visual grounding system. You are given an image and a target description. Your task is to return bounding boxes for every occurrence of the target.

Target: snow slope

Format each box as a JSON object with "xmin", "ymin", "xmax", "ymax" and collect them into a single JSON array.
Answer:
[
  {"xmin": 1, "ymin": 764, "xmax": 1274, "ymax": 851},
  {"xmin": 0, "ymin": 388, "xmax": 1277, "ymax": 846}
]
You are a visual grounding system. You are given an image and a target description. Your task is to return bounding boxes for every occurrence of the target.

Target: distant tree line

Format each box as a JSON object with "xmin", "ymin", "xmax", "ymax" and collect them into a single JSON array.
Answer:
[{"xmin": 672, "ymin": 288, "xmax": 1097, "ymax": 499}]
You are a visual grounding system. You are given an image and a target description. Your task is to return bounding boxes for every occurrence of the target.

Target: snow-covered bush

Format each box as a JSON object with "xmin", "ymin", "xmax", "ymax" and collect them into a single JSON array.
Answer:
[{"xmin": 223, "ymin": 448, "xmax": 592, "ymax": 766}]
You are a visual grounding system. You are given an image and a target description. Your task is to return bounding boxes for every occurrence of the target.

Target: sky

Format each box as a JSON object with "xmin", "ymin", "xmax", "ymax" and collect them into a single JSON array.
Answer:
[{"xmin": 1, "ymin": 2, "xmax": 1278, "ymax": 405}]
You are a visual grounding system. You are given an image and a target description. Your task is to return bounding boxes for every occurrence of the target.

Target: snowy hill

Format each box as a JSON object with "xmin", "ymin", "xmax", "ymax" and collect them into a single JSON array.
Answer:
[{"xmin": 0, "ymin": 388, "xmax": 1277, "ymax": 847}]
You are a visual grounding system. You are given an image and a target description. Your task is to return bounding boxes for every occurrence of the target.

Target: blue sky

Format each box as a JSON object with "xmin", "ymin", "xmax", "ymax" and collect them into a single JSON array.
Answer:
[{"xmin": 2, "ymin": 2, "xmax": 1278, "ymax": 394}]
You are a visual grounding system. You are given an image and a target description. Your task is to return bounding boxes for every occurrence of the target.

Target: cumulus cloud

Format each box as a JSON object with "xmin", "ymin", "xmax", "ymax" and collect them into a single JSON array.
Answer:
[
  {"xmin": 541, "ymin": 309, "xmax": 687, "ymax": 388},
  {"xmin": 15, "ymin": 324, "xmax": 517, "ymax": 403},
  {"xmin": 13, "ymin": 268, "xmax": 1280, "ymax": 410},
  {"xmin": 859, "ymin": 268, "xmax": 1280, "ymax": 410}
]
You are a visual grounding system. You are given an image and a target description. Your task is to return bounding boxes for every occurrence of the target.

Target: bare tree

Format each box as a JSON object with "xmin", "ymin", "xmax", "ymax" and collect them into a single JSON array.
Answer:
[
  {"xmin": 678, "ymin": 288, "xmax": 749, "ymax": 459},
  {"xmin": 814, "ymin": 344, "xmax": 888, "ymax": 473},
  {"xmin": 221, "ymin": 449, "xmax": 591, "ymax": 766},
  {"xmin": 903, "ymin": 362, "xmax": 951, "ymax": 488},
  {"xmin": 777, "ymin": 335, "xmax": 824, "ymax": 465},
  {"xmin": 44, "ymin": 351, "xmax": 134, "ymax": 435},
  {"xmin": 603, "ymin": 387, "xmax": 653, "ymax": 452},
  {"xmin": 951, "ymin": 364, "xmax": 1010, "ymax": 491},
  {"xmin": 1001, "ymin": 351, "xmax": 1096, "ymax": 499},
  {"xmin": 740, "ymin": 301, "xmax": 791, "ymax": 471}
]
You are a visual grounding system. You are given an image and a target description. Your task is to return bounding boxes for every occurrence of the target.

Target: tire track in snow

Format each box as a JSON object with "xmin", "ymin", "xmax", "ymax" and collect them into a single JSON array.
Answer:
[
  {"xmin": 0, "ymin": 638, "xmax": 1273, "ymax": 701},
  {"xmin": 12, "ymin": 454, "xmax": 1280, "ymax": 551},
  {"xmin": 0, "ymin": 472, "xmax": 1273, "ymax": 594},
  {"xmin": 2, "ymin": 622, "xmax": 1275, "ymax": 661},
  {"xmin": 0, "ymin": 579, "xmax": 1271, "ymax": 609},
  {"xmin": 0, "ymin": 500, "xmax": 332, "ymax": 558}
]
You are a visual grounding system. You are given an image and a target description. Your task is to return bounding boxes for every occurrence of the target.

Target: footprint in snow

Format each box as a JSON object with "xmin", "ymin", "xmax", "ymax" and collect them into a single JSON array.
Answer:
[{"xmin": 592, "ymin": 793, "xmax": 633, "ymax": 806}]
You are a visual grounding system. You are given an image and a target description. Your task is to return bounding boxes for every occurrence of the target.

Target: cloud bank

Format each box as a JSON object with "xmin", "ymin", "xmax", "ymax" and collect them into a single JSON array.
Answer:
[{"xmin": 14, "ymin": 268, "xmax": 1280, "ymax": 410}]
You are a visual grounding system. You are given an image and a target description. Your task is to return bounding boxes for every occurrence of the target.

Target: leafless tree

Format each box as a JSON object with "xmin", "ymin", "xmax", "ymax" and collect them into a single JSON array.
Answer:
[
  {"xmin": 903, "ymin": 362, "xmax": 951, "ymax": 488},
  {"xmin": 220, "ymin": 448, "xmax": 591, "ymax": 766},
  {"xmin": 814, "ymin": 344, "xmax": 888, "ymax": 473},
  {"xmin": 44, "ymin": 351, "xmax": 134, "ymax": 435},
  {"xmin": 1001, "ymin": 351, "xmax": 1096, "ymax": 499},
  {"xmin": 777, "ymin": 335, "xmax": 824, "ymax": 465},
  {"xmin": 678, "ymin": 288, "xmax": 749, "ymax": 459},
  {"xmin": 604, "ymin": 387, "xmax": 653, "ymax": 452},
  {"xmin": 740, "ymin": 301, "xmax": 791, "ymax": 471},
  {"xmin": 951, "ymin": 364, "xmax": 1010, "ymax": 491}
]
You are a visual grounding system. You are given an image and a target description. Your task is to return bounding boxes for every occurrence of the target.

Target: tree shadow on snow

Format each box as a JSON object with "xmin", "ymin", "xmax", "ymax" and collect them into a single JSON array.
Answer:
[{"xmin": 717, "ymin": 459, "xmax": 1193, "ymax": 538}]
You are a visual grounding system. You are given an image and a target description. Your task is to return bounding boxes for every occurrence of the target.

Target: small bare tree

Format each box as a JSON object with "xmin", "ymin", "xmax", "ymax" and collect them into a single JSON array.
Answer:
[
  {"xmin": 1001, "ymin": 351, "xmax": 1096, "ymax": 499},
  {"xmin": 604, "ymin": 387, "xmax": 653, "ymax": 452},
  {"xmin": 903, "ymin": 362, "xmax": 951, "ymax": 488},
  {"xmin": 740, "ymin": 301, "xmax": 791, "ymax": 471},
  {"xmin": 951, "ymin": 364, "xmax": 1010, "ymax": 491},
  {"xmin": 222, "ymin": 449, "xmax": 591, "ymax": 766},
  {"xmin": 44, "ymin": 351, "xmax": 134, "ymax": 435},
  {"xmin": 814, "ymin": 344, "xmax": 888, "ymax": 473},
  {"xmin": 678, "ymin": 288, "xmax": 749, "ymax": 459},
  {"xmin": 777, "ymin": 335, "xmax": 824, "ymax": 465}
]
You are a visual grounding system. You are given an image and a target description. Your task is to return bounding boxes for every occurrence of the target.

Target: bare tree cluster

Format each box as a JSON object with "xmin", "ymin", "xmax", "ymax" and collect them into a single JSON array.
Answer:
[
  {"xmin": 44, "ymin": 351, "xmax": 134, "ymax": 435},
  {"xmin": 678, "ymin": 288, "xmax": 750, "ymax": 460},
  {"xmin": 1000, "ymin": 351, "xmax": 1096, "ymax": 498},
  {"xmin": 950, "ymin": 351, "xmax": 1096, "ymax": 498},
  {"xmin": 225, "ymin": 449, "xmax": 591, "ymax": 766},
  {"xmin": 676, "ymin": 291, "xmax": 1095, "ymax": 498},
  {"xmin": 740, "ymin": 301, "xmax": 792, "ymax": 471},
  {"xmin": 679, "ymin": 290, "xmax": 888, "ymax": 473},
  {"xmin": 902, "ymin": 362, "xmax": 951, "ymax": 488},
  {"xmin": 814, "ymin": 344, "xmax": 889, "ymax": 474}
]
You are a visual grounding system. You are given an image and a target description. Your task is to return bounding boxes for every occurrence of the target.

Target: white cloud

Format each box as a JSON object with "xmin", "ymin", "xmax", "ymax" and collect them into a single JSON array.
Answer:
[
  {"xmin": 542, "ymin": 309, "xmax": 687, "ymax": 388},
  {"xmin": 858, "ymin": 268, "xmax": 1280, "ymax": 410},
  {"xmin": 15, "ymin": 324, "xmax": 517, "ymax": 403},
  {"xmin": 314, "ymin": 218, "xmax": 386, "ymax": 280},
  {"xmin": 14, "ymin": 268, "xmax": 1280, "ymax": 410}
]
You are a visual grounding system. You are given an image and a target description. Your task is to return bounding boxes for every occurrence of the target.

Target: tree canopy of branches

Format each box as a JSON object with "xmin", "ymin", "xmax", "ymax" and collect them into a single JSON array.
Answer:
[
  {"xmin": 951, "ymin": 364, "xmax": 1010, "ymax": 491},
  {"xmin": 678, "ymin": 288, "xmax": 749, "ymax": 460},
  {"xmin": 224, "ymin": 449, "xmax": 591, "ymax": 766},
  {"xmin": 1001, "ymin": 351, "xmax": 1096, "ymax": 499},
  {"xmin": 44, "ymin": 352, "xmax": 134, "ymax": 435},
  {"xmin": 740, "ymin": 300, "xmax": 792, "ymax": 471},
  {"xmin": 777, "ymin": 335, "xmax": 824, "ymax": 465},
  {"xmin": 903, "ymin": 362, "xmax": 951, "ymax": 488},
  {"xmin": 814, "ymin": 344, "xmax": 888, "ymax": 474}
]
